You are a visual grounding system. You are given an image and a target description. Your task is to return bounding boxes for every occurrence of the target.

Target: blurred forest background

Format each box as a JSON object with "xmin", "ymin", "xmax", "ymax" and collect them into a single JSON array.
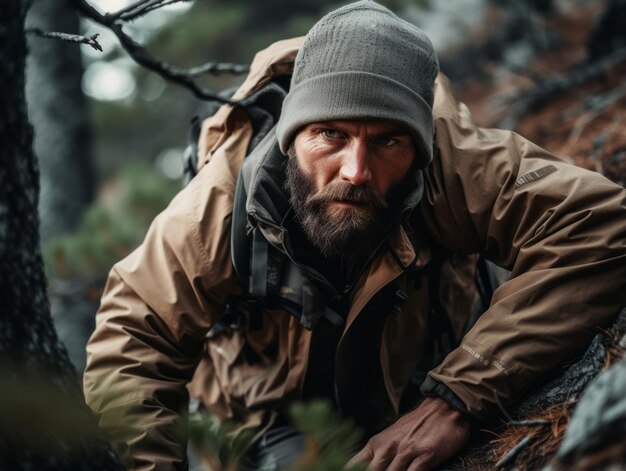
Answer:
[{"xmin": 15, "ymin": 0, "xmax": 626, "ymax": 468}]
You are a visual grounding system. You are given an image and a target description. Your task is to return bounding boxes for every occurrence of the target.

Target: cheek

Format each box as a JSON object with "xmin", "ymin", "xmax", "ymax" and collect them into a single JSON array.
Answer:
[
  {"xmin": 306, "ymin": 159, "xmax": 338, "ymax": 191},
  {"xmin": 394, "ymin": 160, "xmax": 413, "ymax": 182},
  {"xmin": 295, "ymin": 151, "xmax": 338, "ymax": 189},
  {"xmin": 373, "ymin": 155, "xmax": 414, "ymax": 195},
  {"xmin": 373, "ymin": 160, "xmax": 407, "ymax": 186}
]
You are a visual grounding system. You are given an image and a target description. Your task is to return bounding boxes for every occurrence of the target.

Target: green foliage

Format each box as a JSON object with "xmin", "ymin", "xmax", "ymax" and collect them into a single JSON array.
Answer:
[
  {"xmin": 288, "ymin": 401, "xmax": 367, "ymax": 471},
  {"xmin": 43, "ymin": 164, "xmax": 180, "ymax": 279},
  {"xmin": 188, "ymin": 413, "xmax": 256, "ymax": 471},
  {"xmin": 117, "ymin": 164, "xmax": 180, "ymax": 226},
  {"xmin": 188, "ymin": 401, "xmax": 367, "ymax": 471}
]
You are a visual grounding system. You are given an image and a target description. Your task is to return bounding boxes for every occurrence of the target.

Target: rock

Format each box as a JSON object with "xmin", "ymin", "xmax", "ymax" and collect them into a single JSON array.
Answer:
[
  {"xmin": 550, "ymin": 353, "xmax": 626, "ymax": 470},
  {"xmin": 514, "ymin": 308, "xmax": 626, "ymax": 418}
]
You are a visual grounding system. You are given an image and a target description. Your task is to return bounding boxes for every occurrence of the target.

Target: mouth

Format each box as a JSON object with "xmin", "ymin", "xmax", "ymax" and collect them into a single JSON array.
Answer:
[{"xmin": 330, "ymin": 199, "xmax": 368, "ymax": 209}]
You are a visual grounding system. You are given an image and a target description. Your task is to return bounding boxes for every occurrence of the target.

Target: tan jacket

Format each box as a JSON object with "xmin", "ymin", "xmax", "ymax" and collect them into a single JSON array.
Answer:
[{"xmin": 84, "ymin": 38, "xmax": 626, "ymax": 470}]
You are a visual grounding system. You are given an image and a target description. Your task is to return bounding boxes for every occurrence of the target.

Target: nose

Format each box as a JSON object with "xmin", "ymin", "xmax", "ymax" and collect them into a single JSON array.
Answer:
[{"xmin": 339, "ymin": 141, "xmax": 372, "ymax": 186}]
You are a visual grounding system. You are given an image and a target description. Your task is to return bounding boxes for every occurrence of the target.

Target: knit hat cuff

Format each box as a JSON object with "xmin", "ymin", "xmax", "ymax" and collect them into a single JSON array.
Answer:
[{"xmin": 276, "ymin": 71, "xmax": 435, "ymax": 168}]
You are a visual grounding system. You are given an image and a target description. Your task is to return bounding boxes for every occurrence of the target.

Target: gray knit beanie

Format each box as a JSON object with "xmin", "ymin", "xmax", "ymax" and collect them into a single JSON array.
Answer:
[{"xmin": 276, "ymin": 0, "xmax": 439, "ymax": 168}]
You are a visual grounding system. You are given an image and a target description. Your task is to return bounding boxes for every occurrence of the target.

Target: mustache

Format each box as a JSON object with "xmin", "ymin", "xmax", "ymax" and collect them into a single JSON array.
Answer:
[{"xmin": 306, "ymin": 181, "xmax": 388, "ymax": 209}]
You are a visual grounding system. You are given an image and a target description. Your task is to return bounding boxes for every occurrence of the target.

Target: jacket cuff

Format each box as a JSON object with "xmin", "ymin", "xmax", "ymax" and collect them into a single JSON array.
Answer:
[{"xmin": 420, "ymin": 374, "xmax": 476, "ymax": 422}]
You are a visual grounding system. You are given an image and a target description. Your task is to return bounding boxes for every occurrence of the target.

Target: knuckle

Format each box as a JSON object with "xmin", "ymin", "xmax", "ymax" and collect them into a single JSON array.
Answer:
[
  {"xmin": 367, "ymin": 435, "xmax": 383, "ymax": 448},
  {"xmin": 361, "ymin": 441, "xmax": 375, "ymax": 457},
  {"xmin": 366, "ymin": 435, "xmax": 398, "ymax": 457},
  {"xmin": 396, "ymin": 442, "xmax": 416, "ymax": 456},
  {"xmin": 399, "ymin": 442, "xmax": 437, "ymax": 463},
  {"xmin": 418, "ymin": 446, "xmax": 437, "ymax": 464}
]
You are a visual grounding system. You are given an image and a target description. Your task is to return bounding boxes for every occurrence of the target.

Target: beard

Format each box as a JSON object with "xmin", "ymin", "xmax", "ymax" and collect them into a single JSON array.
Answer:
[{"xmin": 284, "ymin": 151, "xmax": 392, "ymax": 258}]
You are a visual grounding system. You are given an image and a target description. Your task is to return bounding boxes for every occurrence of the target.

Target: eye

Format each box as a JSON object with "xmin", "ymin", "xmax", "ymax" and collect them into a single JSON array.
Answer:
[
  {"xmin": 372, "ymin": 136, "xmax": 397, "ymax": 147},
  {"xmin": 321, "ymin": 128, "xmax": 342, "ymax": 140}
]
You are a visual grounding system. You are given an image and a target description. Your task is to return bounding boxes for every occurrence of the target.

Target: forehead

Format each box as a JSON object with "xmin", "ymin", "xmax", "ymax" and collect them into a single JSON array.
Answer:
[{"xmin": 302, "ymin": 119, "xmax": 411, "ymax": 135}]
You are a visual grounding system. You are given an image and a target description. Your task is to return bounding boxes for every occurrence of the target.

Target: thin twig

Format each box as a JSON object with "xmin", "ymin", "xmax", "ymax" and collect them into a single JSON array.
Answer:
[
  {"xmin": 493, "ymin": 389, "xmax": 515, "ymax": 423},
  {"xmin": 116, "ymin": 0, "xmax": 193, "ymax": 22},
  {"xmin": 69, "ymin": 0, "xmax": 248, "ymax": 104},
  {"xmin": 186, "ymin": 61, "xmax": 250, "ymax": 77},
  {"xmin": 493, "ymin": 390, "xmax": 551, "ymax": 427},
  {"xmin": 107, "ymin": 0, "xmax": 161, "ymax": 21},
  {"xmin": 509, "ymin": 419, "xmax": 551, "ymax": 427},
  {"xmin": 495, "ymin": 435, "xmax": 532, "ymax": 469},
  {"xmin": 26, "ymin": 27, "xmax": 103, "ymax": 52}
]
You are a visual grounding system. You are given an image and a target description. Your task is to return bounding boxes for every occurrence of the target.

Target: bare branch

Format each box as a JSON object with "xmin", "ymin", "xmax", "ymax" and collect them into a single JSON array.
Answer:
[
  {"xmin": 107, "ymin": 0, "xmax": 162, "ymax": 21},
  {"xmin": 187, "ymin": 61, "xmax": 250, "ymax": 77},
  {"xmin": 27, "ymin": 27, "xmax": 103, "ymax": 52},
  {"xmin": 69, "ymin": 0, "xmax": 248, "ymax": 104},
  {"xmin": 105, "ymin": 0, "xmax": 193, "ymax": 23},
  {"xmin": 120, "ymin": 0, "xmax": 193, "ymax": 22},
  {"xmin": 109, "ymin": 22, "xmax": 240, "ymax": 104}
]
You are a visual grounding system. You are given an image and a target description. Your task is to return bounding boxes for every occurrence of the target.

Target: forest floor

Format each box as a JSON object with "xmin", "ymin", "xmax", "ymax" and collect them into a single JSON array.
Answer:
[{"xmin": 456, "ymin": 0, "xmax": 625, "ymax": 186}]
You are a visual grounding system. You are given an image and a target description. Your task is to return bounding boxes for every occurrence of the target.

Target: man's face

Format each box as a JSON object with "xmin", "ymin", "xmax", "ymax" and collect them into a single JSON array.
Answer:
[{"xmin": 285, "ymin": 119, "xmax": 416, "ymax": 257}]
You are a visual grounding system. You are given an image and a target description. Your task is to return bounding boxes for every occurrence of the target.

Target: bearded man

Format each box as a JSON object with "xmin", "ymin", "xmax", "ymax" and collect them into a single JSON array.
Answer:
[{"xmin": 84, "ymin": 1, "xmax": 626, "ymax": 470}]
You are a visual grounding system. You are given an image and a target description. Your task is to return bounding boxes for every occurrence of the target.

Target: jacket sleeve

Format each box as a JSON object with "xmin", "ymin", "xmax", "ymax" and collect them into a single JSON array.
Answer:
[
  {"xmin": 420, "ymin": 76, "xmax": 626, "ymax": 420},
  {"xmin": 83, "ymin": 157, "xmax": 242, "ymax": 469}
]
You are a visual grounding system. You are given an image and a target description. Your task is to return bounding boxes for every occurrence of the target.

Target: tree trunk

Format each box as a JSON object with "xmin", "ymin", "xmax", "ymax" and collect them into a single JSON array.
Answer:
[
  {"xmin": 0, "ymin": 1, "xmax": 121, "ymax": 468},
  {"xmin": 26, "ymin": 0, "xmax": 95, "ymax": 246},
  {"xmin": 26, "ymin": 0, "xmax": 98, "ymax": 375}
]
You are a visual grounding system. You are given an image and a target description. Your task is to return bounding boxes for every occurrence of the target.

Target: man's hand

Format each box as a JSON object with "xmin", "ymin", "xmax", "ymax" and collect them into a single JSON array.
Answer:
[{"xmin": 347, "ymin": 397, "xmax": 471, "ymax": 471}]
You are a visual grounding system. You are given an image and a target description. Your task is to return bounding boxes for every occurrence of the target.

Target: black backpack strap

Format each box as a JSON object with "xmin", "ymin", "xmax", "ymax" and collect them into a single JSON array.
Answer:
[
  {"xmin": 230, "ymin": 78, "xmax": 290, "ymax": 288},
  {"xmin": 250, "ymin": 227, "xmax": 269, "ymax": 298},
  {"xmin": 231, "ymin": 169, "xmax": 251, "ymax": 288}
]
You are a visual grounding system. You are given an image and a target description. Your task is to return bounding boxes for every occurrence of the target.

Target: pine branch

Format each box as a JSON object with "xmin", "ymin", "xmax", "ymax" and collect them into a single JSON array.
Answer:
[
  {"xmin": 26, "ymin": 27, "xmax": 102, "ymax": 51},
  {"xmin": 69, "ymin": 0, "xmax": 248, "ymax": 104}
]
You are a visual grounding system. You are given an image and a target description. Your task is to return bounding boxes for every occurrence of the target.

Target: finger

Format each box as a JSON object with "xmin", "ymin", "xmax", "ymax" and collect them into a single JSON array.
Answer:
[
  {"xmin": 386, "ymin": 450, "xmax": 414, "ymax": 471},
  {"xmin": 367, "ymin": 446, "xmax": 397, "ymax": 471},
  {"xmin": 406, "ymin": 461, "xmax": 428, "ymax": 471},
  {"xmin": 347, "ymin": 445, "xmax": 374, "ymax": 467},
  {"xmin": 405, "ymin": 450, "xmax": 437, "ymax": 471}
]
